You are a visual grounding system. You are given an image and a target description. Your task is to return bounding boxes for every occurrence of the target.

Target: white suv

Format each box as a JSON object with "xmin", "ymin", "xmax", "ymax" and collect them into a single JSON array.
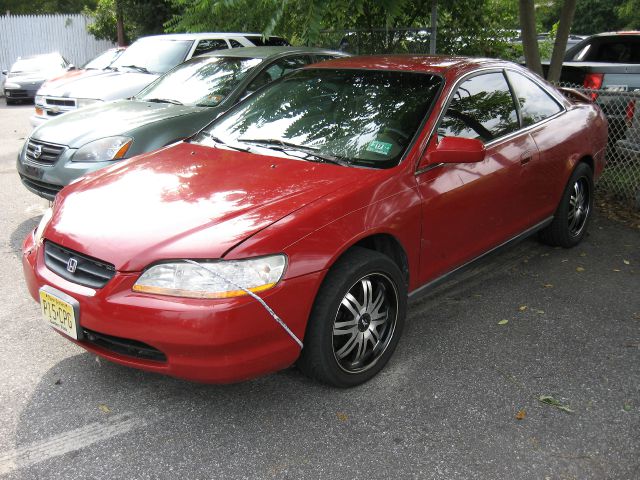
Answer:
[{"xmin": 31, "ymin": 33, "xmax": 289, "ymax": 127}]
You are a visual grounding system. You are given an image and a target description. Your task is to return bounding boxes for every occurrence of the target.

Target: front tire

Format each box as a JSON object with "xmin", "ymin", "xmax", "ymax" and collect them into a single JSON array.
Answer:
[
  {"xmin": 539, "ymin": 162, "xmax": 594, "ymax": 248},
  {"xmin": 298, "ymin": 247, "xmax": 407, "ymax": 387}
]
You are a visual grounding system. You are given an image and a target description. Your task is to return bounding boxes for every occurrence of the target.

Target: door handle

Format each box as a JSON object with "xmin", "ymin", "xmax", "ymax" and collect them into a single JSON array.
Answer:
[{"xmin": 520, "ymin": 152, "xmax": 533, "ymax": 165}]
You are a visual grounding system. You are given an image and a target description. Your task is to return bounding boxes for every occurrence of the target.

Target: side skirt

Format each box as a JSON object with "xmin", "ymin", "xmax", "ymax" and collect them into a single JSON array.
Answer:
[{"xmin": 408, "ymin": 216, "xmax": 554, "ymax": 299}]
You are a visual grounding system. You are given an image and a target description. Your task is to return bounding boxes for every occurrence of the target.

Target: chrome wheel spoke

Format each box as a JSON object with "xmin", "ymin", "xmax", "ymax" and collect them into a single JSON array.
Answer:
[
  {"xmin": 361, "ymin": 279, "xmax": 373, "ymax": 310},
  {"xmin": 336, "ymin": 332, "xmax": 359, "ymax": 359},
  {"xmin": 342, "ymin": 293, "xmax": 362, "ymax": 318}
]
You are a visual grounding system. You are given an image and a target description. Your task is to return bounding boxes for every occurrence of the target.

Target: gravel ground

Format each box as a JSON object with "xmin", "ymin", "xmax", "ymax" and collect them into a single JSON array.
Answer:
[{"xmin": 0, "ymin": 99, "xmax": 638, "ymax": 480}]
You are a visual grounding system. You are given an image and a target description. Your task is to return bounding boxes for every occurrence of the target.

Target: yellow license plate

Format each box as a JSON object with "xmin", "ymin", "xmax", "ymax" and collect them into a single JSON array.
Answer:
[{"xmin": 39, "ymin": 288, "xmax": 79, "ymax": 340}]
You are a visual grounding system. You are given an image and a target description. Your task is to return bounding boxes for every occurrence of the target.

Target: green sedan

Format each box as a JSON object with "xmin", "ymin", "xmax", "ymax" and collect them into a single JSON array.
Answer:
[{"xmin": 17, "ymin": 47, "xmax": 346, "ymax": 200}]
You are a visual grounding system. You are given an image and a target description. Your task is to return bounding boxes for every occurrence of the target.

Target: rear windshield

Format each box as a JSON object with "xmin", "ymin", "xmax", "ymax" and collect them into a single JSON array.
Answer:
[
  {"xmin": 196, "ymin": 68, "xmax": 442, "ymax": 169},
  {"xmin": 111, "ymin": 39, "xmax": 193, "ymax": 74},
  {"xmin": 246, "ymin": 36, "xmax": 290, "ymax": 46},
  {"xmin": 566, "ymin": 36, "xmax": 640, "ymax": 63}
]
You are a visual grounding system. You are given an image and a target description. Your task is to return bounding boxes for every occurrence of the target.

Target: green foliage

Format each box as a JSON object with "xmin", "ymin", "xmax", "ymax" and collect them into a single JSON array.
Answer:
[
  {"xmin": 538, "ymin": 0, "xmax": 626, "ymax": 35},
  {"xmin": 617, "ymin": 0, "xmax": 640, "ymax": 29},
  {"xmin": 0, "ymin": 0, "xmax": 96, "ymax": 14},
  {"xmin": 85, "ymin": 0, "xmax": 178, "ymax": 43}
]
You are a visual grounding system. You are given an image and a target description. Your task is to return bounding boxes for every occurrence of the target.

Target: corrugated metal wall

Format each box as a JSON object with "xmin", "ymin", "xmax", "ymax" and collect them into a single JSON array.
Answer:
[{"xmin": 0, "ymin": 13, "xmax": 115, "ymax": 73}]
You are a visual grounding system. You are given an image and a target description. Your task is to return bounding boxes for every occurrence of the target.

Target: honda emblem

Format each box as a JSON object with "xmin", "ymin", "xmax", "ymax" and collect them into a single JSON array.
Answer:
[{"xmin": 66, "ymin": 258, "xmax": 78, "ymax": 273}]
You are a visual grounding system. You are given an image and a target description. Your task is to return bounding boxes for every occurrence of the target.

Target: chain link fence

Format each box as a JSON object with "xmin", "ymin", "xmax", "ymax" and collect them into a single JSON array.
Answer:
[{"xmin": 556, "ymin": 84, "xmax": 640, "ymax": 209}]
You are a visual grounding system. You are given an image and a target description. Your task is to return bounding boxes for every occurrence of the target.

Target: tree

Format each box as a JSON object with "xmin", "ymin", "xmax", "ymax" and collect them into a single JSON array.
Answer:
[
  {"xmin": 0, "ymin": 0, "xmax": 96, "ymax": 14},
  {"xmin": 84, "ymin": 0, "xmax": 178, "ymax": 44},
  {"xmin": 617, "ymin": 0, "xmax": 640, "ymax": 29},
  {"xmin": 546, "ymin": 0, "xmax": 576, "ymax": 82},
  {"xmin": 519, "ymin": 0, "xmax": 542, "ymax": 75}
]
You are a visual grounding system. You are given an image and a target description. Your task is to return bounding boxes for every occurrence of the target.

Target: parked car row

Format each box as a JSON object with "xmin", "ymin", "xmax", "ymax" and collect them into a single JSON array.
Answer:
[
  {"xmin": 18, "ymin": 46, "xmax": 345, "ymax": 199},
  {"xmin": 17, "ymin": 34, "xmax": 608, "ymax": 388}
]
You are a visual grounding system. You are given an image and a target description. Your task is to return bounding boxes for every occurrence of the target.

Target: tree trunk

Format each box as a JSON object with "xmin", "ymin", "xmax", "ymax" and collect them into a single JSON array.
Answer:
[
  {"xmin": 115, "ymin": 0, "xmax": 125, "ymax": 47},
  {"xmin": 547, "ymin": 0, "xmax": 577, "ymax": 82},
  {"xmin": 519, "ymin": 0, "xmax": 542, "ymax": 76}
]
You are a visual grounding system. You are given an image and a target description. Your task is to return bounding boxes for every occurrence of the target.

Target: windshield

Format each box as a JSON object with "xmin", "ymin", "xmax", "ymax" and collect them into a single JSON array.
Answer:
[
  {"xmin": 196, "ymin": 68, "xmax": 442, "ymax": 168},
  {"xmin": 110, "ymin": 39, "xmax": 193, "ymax": 74},
  {"xmin": 83, "ymin": 49, "xmax": 123, "ymax": 70},
  {"xmin": 12, "ymin": 56, "xmax": 62, "ymax": 74},
  {"xmin": 136, "ymin": 56, "xmax": 262, "ymax": 107}
]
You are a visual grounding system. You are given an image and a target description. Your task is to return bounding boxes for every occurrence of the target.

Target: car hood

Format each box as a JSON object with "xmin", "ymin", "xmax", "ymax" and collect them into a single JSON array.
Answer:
[
  {"xmin": 47, "ymin": 142, "xmax": 373, "ymax": 272},
  {"xmin": 32, "ymin": 100, "xmax": 210, "ymax": 147},
  {"xmin": 36, "ymin": 70, "xmax": 159, "ymax": 100},
  {"xmin": 40, "ymin": 69, "xmax": 105, "ymax": 90}
]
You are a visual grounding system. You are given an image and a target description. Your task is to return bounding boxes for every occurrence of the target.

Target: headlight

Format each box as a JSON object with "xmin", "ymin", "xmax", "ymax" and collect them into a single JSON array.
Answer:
[
  {"xmin": 72, "ymin": 136, "xmax": 133, "ymax": 162},
  {"xmin": 76, "ymin": 98, "xmax": 102, "ymax": 108},
  {"xmin": 132, "ymin": 255, "xmax": 287, "ymax": 299},
  {"xmin": 35, "ymin": 95, "xmax": 44, "ymax": 106},
  {"xmin": 4, "ymin": 82, "xmax": 20, "ymax": 89},
  {"xmin": 34, "ymin": 207, "xmax": 53, "ymax": 245}
]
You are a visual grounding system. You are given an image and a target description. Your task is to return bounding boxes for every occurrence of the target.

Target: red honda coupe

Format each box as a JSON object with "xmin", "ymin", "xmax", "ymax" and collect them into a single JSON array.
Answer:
[{"xmin": 22, "ymin": 56, "xmax": 607, "ymax": 387}]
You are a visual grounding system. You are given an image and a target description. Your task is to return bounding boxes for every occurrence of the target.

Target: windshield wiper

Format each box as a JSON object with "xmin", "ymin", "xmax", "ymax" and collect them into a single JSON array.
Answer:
[
  {"xmin": 119, "ymin": 64, "xmax": 152, "ymax": 74},
  {"xmin": 204, "ymin": 134, "xmax": 251, "ymax": 152},
  {"xmin": 145, "ymin": 97, "xmax": 184, "ymax": 105},
  {"xmin": 238, "ymin": 138, "xmax": 350, "ymax": 166}
]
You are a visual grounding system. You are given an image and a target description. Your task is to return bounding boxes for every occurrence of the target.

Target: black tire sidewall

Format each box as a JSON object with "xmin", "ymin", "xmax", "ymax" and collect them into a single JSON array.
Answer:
[
  {"xmin": 556, "ymin": 163, "xmax": 594, "ymax": 247},
  {"xmin": 299, "ymin": 248, "xmax": 407, "ymax": 387}
]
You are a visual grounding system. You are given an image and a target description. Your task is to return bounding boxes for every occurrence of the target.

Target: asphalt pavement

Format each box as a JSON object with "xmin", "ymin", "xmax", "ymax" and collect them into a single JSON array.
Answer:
[{"xmin": 0, "ymin": 99, "xmax": 638, "ymax": 480}]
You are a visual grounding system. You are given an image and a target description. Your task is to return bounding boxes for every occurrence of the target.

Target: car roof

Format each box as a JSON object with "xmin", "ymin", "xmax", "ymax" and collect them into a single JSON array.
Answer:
[
  {"xmin": 303, "ymin": 54, "xmax": 514, "ymax": 75},
  {"xmin": 137, "ymin": 33, "xmax": 286, "ymax": 41},
  {"xmin": 201, "ymin": 46, "xmax": 347, "ymax": 59}
]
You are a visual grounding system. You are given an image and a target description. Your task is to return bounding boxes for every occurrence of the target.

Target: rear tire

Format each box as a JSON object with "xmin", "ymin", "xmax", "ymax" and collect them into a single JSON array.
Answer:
[
  {"xmin": 298, "ymin": 247, "xmax": 407, "ymax": 387},
  {"xmin": 539, "ymin": 162, "xmax": 594, "ymax": 248}
]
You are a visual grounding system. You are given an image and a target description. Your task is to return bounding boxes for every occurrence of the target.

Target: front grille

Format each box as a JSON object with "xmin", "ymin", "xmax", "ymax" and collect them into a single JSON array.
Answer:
[
  {"xmin": 45, "ymin": 98, "xmax": 75, "ymax": 107},
  {"xmin": 82, "ymin": 328, "xmax": 167, "ymax": 362},
  {"xmin": 25, "ymin": 139, "xmax": 65, "ymax": 165},
  {"xmin": 19, "ymin": 174, "xmax": 62, "ymax": 200},
  {"xmin": 7, "ymin": 89, "xmax": 28, "ymax": 98},
  {"xmin": 44, "ymin": 241, "xmax": 116, "ymax": 288}
]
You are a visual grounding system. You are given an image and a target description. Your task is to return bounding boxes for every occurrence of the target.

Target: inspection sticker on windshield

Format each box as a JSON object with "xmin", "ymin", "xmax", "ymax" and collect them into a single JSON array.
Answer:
[{"xmin": 366, "ymin": 140, "xmax": 393, "ymax": 155}]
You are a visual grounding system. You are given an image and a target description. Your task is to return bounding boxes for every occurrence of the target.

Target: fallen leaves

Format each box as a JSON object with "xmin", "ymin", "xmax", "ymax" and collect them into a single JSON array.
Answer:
[
  {"xmin": 498, "ymin": 319, "xmax": 509, "ymax": 326},
  {"xmin": 98, "ymin": 404, "xmax": 111, "ymax": 414},
  {"xmin": 515, "ymin": 409, "xmax": 527, "ymax": 420},
  {"xmin": 519, "ymin": 305, "xmax": 528, "ymax": 312},
  {"xmin": 623, "ymin": 402, "xmax": 632, "ymax": 412},
  {"xmin": 336, "ymin": 412, "xmax": 348, "ymax": 422},
  {"xmin": 623, "ymin": 259, "xmax": 630, "ymax": 265},
  {"xmin": 576, "ymin": 266, "xmax": 585, "ymax": 272},
  {"xmin": 543, "ymin": 283, "xmax": 554, "ymax": 288},
  {"xmin": 538, "ymin": 395, "xmax": 573, "ymax": 413}
]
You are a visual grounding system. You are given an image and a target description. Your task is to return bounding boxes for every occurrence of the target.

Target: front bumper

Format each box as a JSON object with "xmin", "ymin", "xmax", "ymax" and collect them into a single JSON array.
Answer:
[
  {"xmin": 22, "ymin": 232, "xmax": 322, "ymax": 383},
  {"xmin": 5, "ymin": 86, "xmax": 37, "ymax": 100},
  {"xmin": 17, "ymin": 143, "xmax": 115, "ymax": 200}
]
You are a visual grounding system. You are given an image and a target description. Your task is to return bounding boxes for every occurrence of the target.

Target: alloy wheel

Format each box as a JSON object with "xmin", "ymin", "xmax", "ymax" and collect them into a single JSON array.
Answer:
[{"xmin": 332, "ymin": 273, "xmax": 398, "ymax": 373}]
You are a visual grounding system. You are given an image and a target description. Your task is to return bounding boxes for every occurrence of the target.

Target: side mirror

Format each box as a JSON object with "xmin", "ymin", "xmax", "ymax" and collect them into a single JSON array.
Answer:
[
  {"xmin": 1, "ymin": 70, "xmax": 7, "ymax": 76},
  {"xmin": 419, "ymin": 136, "xmax": 485, "ymax": 169},
  {"xmin": 66, "ymin": 64, "xmax": 76, "ymax": 71}
]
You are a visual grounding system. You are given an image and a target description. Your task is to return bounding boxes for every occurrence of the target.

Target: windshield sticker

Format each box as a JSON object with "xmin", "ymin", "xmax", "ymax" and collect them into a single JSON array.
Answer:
[{"xmin": 366, "ymin": 140, "xmax": 393, "ymax": 155}]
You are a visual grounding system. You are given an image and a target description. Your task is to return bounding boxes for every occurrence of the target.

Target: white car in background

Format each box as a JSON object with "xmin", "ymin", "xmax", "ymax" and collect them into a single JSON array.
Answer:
[{"xmin": 31, "ymin": 32, "xmax": 289, "ymax": 127}]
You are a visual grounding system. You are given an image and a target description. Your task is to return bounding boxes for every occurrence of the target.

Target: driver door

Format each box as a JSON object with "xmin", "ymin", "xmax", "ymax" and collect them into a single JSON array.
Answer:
[{"xmin": 416, "ymin": 71, "xmax": 539, "ymax": 283}]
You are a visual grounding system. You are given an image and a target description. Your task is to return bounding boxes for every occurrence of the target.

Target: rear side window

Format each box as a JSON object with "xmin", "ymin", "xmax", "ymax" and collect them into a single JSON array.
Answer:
[
  {"xmin": 246, "ymin": 36, "xmax": 290, "ymax": 46},
  {"xmin": 569, "ymin": 37, "xmax": 640, "ymax": 63},
  {"xmin": 194, "ymin": 39, "xmax": 229, "ymax": 56},
  {"xmin": 506, "ymin": 71, "xmax": 562, "ymax": 126},
  {"xmin": 229, "ymin": 39, "xmax": 244, "ymax": 48},
  {"xmin": 438, "ymin": 72, "xmax": 519, "ymax": 142},
  {"xmin": 244, "ymin": 56, "xmax": 310, "ymax": 93}
]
